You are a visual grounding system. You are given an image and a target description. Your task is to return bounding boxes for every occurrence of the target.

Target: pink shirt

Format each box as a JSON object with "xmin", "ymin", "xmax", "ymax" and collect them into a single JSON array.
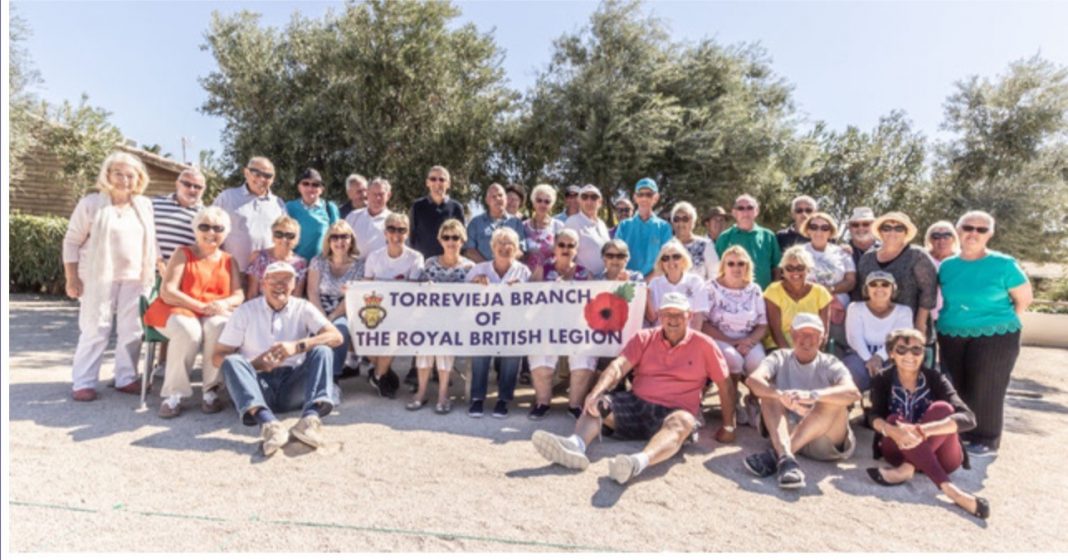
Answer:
[{"xmin": 622, "ymin": 327, "xmax": 729, "ymax": 416}]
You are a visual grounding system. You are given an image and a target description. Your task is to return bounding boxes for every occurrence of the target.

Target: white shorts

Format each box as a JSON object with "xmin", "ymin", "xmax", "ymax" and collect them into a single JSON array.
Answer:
[
  {"xmin": 415, "ymin": 355, "xmax": 456, "ymax": 372},
  {"xmin": 528, "ymin": 354, "xmax": 597, "ymax": 372}
]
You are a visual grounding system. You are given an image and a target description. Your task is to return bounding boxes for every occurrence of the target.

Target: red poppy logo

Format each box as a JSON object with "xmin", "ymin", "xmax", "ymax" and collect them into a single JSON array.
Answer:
[{"xmin": 584, "ymin": 283, "xmax": 636, "ymax": 332}]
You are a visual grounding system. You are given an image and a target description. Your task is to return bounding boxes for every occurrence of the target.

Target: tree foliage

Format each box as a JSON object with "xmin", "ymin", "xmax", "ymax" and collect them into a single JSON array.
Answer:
[
  {"xmin": 199, "ymin": 0, "xmax": 515, "ymax": 206},
  {"xmin": 9, "ymin": 9, "xmax": 41, "ymax": 183},
  {"xmin": 38, "ymin": 96, "xmax": 125, "ymax": 196}
]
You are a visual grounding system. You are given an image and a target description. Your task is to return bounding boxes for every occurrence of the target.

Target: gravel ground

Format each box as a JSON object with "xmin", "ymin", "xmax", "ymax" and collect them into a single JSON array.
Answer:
[{"xmin": 6, "ymin": 294, "xmax": 1068, "ymax": 552}]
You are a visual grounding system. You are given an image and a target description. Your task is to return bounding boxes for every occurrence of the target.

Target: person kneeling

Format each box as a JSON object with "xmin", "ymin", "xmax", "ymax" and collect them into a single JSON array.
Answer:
[
  {"xmin": 213, "ymin": 262, "xmax": 343, "ymax": 456},
  {"xmin": 531, "ymin": 292, "xmax": 735, "ymax": 484},
  {"xmin": 743, "ymin": 313, "xmax": 861, "ymax": 489}
]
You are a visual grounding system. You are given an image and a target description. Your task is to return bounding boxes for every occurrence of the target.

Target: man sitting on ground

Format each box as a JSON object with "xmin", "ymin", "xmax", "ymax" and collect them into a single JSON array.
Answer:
[
  {"xmin": 743, "ymin": 312, "xmax": 861, "ymax": 489},
  {"xmin": 531, "ymin": 292, "xmax": 736, "ymax": 484},
  {"xmin": 213, "ymin": 261, "xmax": 343, "ymax": 456}
]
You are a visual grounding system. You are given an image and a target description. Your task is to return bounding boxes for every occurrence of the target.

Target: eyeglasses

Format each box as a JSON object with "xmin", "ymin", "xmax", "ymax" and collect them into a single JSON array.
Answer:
[
  {"xmin": 672, "ymin": 215, "xmax": 692, "ymax": 223},
  {"xmin": 635, "ymin": 191, "xmax": 655, "ymax": 198},
  {"xmin": 440, "ymin": 234, "xmax": 462, "ymax": 242},
  {"xmin": 807, "ymin": 223, "xmax": 832, "ymax": 232},
  {"xmin": 725, "ymin": 261, "xmax": 747, "ymax": 268},
  {"xmin": 329, "ymin": 234, "xmax": 351, "ymax": 242},
  {"xmin": 603, "ymin": 252, "xmax": 627, "ymax": 260},
  {"xmin": 565, "ymin": 192, "xmax": 579, "ymax": 198},
  {"xmin": 197, "ymin": 224, "xmax": 225, "ymax": 233},
  {"xmin": 247, "ymin": 167, "xmax": 274, "ymax": 180},
  {"xmin": 867, "ymin": 280, "xmax": 892, "ymax": 289},
  {"xmin": 894, "ymin": 345, "xmax": 925, "ymax": 356},
  {"xmin": 734, "ymin": 205, "xmax": 755, "ymax": 212},
  {"xmin": 879, "ymin": 224, "xmax": 907, "ymax": 233},
  {"xmin": 299, "ymin": 180, "xmax": 322, "ymax": 188},
  {"xmin": 794, "ymin": 207, "xmax": 814, "ymax": 214},
  {"xmin": 386, "ymin": 226, "xmax": 408, "ymax": 234},
  {"xmin": 849, "ymin": 221, "xmax": 874, "ymax": 228},
  {"xmin": 960, "ymin": 224, "xmax": 990, "ymax": 234},
  {"xmin": 534, "ymin": 198, "xmax": 553, "ymax": 205},
  {"xmin": 427, "ymin": 176, "xmax": 448, "ymax": 183},
  {"xmin": 615, "ymin": 207, "xmax": 632, "ymax": 215},
  {"xmin": 783, "ymin": 264, "xmax": 806, "ymax": 273},
  {"xmin": 660, "ymin": 253, "xmax": 684, "ymax": 263},
  {"xmin": 556, "ymin": 242, "xmax": 577, "ymax": 249},
  {"xmin": 273, "ymin": 231, "xmax": 297, "ymax": 240},
  {"xmin": 929, "ymin": 231, "xmax": 954, "ymax": 240},
  {"xmin": 580, "ymin": 193, "xmax": 600, "ymax": 200},
  {"xmin": 179, "ymin": 179, "xmax": 205, "ymax": 191}
]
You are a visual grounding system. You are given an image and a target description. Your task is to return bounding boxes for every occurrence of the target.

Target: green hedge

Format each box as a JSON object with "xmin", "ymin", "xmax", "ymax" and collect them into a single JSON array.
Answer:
[{"xmin": 10, "ymin": 212, "xmax": 68, "ymax": 294}]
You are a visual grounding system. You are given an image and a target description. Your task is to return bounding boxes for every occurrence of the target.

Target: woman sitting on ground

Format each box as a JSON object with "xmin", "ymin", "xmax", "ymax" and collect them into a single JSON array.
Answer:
[
  {"xmin": 671, "ymin": 201, "xmax": 718, "ymax": 281},
  {"xmin": 645, "ymin": 239, "xmax": 709, "ymax": 330},
  {"xmin": 527, "ymin": 228, "xmax": 596, "ymax": 421},
  {"xmin": 763, "ymin": 245, "xmax": 832, "ymax": 350},
  {"xmin": 148, "ymin": 206, "xmax": 244, "ymax": 418},
  {"xmin": 866, "ymin": 328, "xmax": 988, "ymax": 519},
  {"xmin": 843, "ymin": 271, "xmax": 913, "ymax": 391},
  {"xmin": 306, "ymin": 220, "xmax": 364, "ymax": 380},
  {"xmin": 246, "ymin": 216, "xmax": 308, "ymax": 299},
  {"xmin": 411, "ymin": 219, "xmax": 475, "ymax": 413}
]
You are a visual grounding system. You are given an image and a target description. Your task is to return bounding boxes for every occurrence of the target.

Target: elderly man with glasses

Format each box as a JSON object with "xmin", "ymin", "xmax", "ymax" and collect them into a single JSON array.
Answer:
[
  {"xmin": 410, "ymin": 166, "xmax": 465, "ymax": 259},
  {"xmin": 776, "ymin": 195, "xmax": 818, "ymax": 251},
  {"xmin": 213, "ymin": 156, "xmax": 288, "ymax": 275},
  {"xmin": 153, "ymin": 168, "xmax": 207, "ymax": 276},
  {"xmin": 714, "ymin": 193, "xmax": 782, "ymax": 289}
]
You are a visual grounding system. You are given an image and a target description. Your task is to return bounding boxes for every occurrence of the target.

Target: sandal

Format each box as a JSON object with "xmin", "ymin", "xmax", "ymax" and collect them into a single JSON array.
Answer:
[
  {"xmin": 406, "ymin": 399, "xmax": 428, "ymax": 411},
  {"xmin": 435, "ymin": 401, "xmax": 452, "ymax": 415},
  {"xmin": 971, "ymin": 496, "xmax": 990, "ymax": 519},
  {"xmin": 866, "ymin": 467, "xmax": 906, "ymax": 487}
]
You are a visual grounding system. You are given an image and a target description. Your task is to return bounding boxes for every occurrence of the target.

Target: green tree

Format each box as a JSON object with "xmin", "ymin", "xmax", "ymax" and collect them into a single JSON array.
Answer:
[
  {"xmin": 9, "ymin": 8, "xmax": 42, "ymax": 183},
  {"xmin": 39, "ymin": 95, "xmax": 125, "ymax": 196},
  {"xmin": 199, "ymin": 0, "xmax": 515, "ymax": 206}
]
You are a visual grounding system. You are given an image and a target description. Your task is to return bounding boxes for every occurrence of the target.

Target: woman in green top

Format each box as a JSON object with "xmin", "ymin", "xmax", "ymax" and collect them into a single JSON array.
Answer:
[{"xmin": 937, "ymin": 211, "xmax": 1033, "ymax": 455}]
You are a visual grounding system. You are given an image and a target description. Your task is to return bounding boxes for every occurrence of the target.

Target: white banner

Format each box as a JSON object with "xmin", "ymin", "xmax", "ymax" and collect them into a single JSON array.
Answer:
[{"xmin": 345, "ymin": 280, "xmax": 646, "ymax": 356}]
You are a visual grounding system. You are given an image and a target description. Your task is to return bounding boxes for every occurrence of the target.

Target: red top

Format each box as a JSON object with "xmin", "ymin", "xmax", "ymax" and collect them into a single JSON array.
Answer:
[
  {"xmin": 145, "ymin": 247, "xmax": 233, "ymax": 327},
  {"xmin": 622, "ymin": 327, "xmax": 729, "ymax": 417}
]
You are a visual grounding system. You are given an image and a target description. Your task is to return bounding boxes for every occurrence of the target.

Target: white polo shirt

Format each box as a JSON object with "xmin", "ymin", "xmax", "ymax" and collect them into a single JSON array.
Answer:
[
  {"xmin": 346, "ymin": 207, "xmax": 392, "ymax": 258},
  {"xmin": 564, "ymin": 212, "xmax": 610, "ymax": 276},
  {"xmin": 212, "ymin": 184, "xmax": 288, "ymax": 272},
  {"xmin": 218, "ymin": 296, "xmax": 331, "ymax": 368}
]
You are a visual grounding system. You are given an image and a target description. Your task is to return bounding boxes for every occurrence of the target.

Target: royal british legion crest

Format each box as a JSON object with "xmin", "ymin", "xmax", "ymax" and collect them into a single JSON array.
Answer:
[{"xmin": 358, "ymin": 291, "xmax": 387, "ymax": 329}]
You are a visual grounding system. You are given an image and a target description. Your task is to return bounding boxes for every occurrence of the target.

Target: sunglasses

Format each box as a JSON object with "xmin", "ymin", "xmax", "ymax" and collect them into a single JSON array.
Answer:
[
  {"xmin": 534, "ymin": 198, "xmax": 553, "ymax": 205},
  {"xmin": 247, "ymin": 167, "xmax": 274, "ymax": 180},
  {"xmin": 794, "ymin": 207, "xmax": 814, "ymax": 214},
  {"xmin": 849, "ymin": 221, "xmax": 874, "ymax": 228},
  {"xmin": 329, "ymin": 234, "xmax": 351, "ymax": 242},
  {"xmin": 880, "ymin": 224, "xmax": 908, "ymax": 233},
  {"xmin": 179, "ymin": 179, "xmax": 205, "ymax": 191},
  {"xmin": 783, "ymin": 264, "xmax": 807, "ymax": 273},
  {"xmin": 635, "ymin": 191, "xmax": 655, "ymax": 198},
  {"xmin": 299, "ymin": 180, "xmax": 322, "ymax": 188},
  {"xmin": 807, "ymin": 223, "xmax": 833, "ymax": 232},
  {"xmin": 556, "ymin": 242, "xmax": 577, "ymax": 249},
  {"xmin": 616, "ymin": 207, "xmax": 632, "ymax": 214},
  {"xmin": 660, "ymin": 253, "xmax": 684, "ymax": 263},
  {"xmin": 197, "ymin": 224, "xmax": 225, "ymax": 233},
  {"xmin": 580, "ymin": 193, "xmax": 600, "ymax": 200},
  {"xmin": 427, "ymin": 177, "xmax": 448, "ymax": 183},
  {"xmin": 725, "ymin": 261, "xmax": 747, "ymax": 268},
  {"xmin": 565, "ymin": 192, "xmax": 579, "ymax": 198},
  {"xmin": 440, "ymin": 234, "xmax": 462, "ymax": 242},
  {"xmin": 867, "ymin": 280, "xmax": 892, "ymax": 289},
  {"xmin": 386, "ymin": 226, "xmax": 408, "ymax": 234},
  {"xmin": 603, "ymin": 252, "xmax": 627, "ymax": 260},
  {"xmin": 894, "ymin": 345, "xmax": 925, "ymax": 356},
  {"xmin": 734, "ymin": 205, "xmax": 755, "ymax": 211},
  {"xmin": 960, "ymin": 224, "xmax": 990, "ymax": 234},
  {"xmin": 273, "ymin": 231, "xmax": 297, "ymax": 240},
  {"xmin": 672, "ymin": 215, "xmax": 692, "ymax": 223},
  {"xmin": 929, "ymin": 231, "xmax": 955, "ymax": 240}
]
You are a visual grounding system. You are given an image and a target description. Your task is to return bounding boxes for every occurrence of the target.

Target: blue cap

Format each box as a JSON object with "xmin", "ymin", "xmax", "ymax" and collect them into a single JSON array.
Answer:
[{"xmin": 635, "ymin": 177, "xmax": 658, "ymax": 193}]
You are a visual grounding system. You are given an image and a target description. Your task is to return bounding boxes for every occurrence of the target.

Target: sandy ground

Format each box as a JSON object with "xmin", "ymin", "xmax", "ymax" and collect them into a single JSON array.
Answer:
[{"xmin": 6, "ymin": 294, "xmax": 1068, "ymax": 552}]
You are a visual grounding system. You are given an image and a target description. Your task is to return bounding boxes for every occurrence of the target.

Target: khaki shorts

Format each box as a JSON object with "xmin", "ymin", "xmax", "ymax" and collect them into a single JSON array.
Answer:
[{"xmin": 798, "ymin": 426, "xmax": 856, "ymax": 462}]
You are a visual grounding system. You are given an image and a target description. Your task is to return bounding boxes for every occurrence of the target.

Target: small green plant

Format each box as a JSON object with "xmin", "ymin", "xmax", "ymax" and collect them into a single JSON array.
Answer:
[{"xmin": 9, "ymin": 211, "xmax": 68, "ymax": 294}]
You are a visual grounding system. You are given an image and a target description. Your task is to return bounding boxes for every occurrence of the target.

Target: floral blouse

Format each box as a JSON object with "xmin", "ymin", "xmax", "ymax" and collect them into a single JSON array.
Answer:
[
  {"xmin": 246, "ymin": 250, "xmax": 308, "ymax": 282},
  {"xmin": 310, "ymin": 255, "xmax": 364, "ymax": 315},
  {"xmin": 540, "ymin": 258, "xmax": 591, "ymax": 282},
  {"xmin": 523, "ymin": 218, "xmax": 565, "ymax": 273},
  {"xmin": 707, "ymin": 279, "xmax": 767, "ymax": 339},
  {"xmin": 419, "ymin": 256, "xmax": 475, "ymax": 284}
]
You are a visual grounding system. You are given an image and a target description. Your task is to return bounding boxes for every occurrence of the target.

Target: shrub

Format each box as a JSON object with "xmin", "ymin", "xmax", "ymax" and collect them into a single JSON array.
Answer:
[{"xmin": 10, "ymin": 211, "xmax": 67, "ymax": 294}]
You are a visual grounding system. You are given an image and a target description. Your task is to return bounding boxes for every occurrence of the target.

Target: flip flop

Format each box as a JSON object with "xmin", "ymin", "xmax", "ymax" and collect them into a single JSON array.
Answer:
[
  {"xmin": 406, "ymin": 399, "xmax": 428, "ymax": 411},
  {"xmin": 866, "ymin": 467, "xmax": 905, "ymax": 487},
  {"xmin": 435, "ymin": 401, "xmax": 452, "ymax": 415}
]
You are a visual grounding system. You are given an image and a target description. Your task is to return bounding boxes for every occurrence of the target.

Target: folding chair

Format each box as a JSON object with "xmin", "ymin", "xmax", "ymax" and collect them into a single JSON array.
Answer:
[{"xmin": 138, "ymin": 279, "xmax": 168, "ymax": 411}]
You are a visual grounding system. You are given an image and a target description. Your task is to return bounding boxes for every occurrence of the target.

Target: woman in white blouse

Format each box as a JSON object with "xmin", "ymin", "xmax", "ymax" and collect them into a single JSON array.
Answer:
[
  {"xmin": 844, "ymin": 271, "xmax": 914, "ymax": 391},
  {"xmin": 63, "ymin": 152, "xmax": 158, "ymax": 402},
  {"xmin": 801, "ymin": 212, "xmax": 856, "ymax": 351},
  {"xmin": 645, "ymin": 239, "xmax": 709, "ymax": 330},
  {"xmin": 670, "ymin": 202, "xmax": 718, "ymax": 281}
]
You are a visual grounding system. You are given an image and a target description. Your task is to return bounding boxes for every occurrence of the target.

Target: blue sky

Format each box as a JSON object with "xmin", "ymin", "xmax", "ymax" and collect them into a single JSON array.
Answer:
[{"xmin": 13, "ymin": 0, "xmax": 1068, "ymax": 164}]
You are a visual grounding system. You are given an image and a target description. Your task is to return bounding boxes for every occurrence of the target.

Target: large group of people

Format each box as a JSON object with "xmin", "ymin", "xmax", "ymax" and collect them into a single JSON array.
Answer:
[{"xmin": 61, "ymin": 151, "xmax": 1035, "ymax": 520}]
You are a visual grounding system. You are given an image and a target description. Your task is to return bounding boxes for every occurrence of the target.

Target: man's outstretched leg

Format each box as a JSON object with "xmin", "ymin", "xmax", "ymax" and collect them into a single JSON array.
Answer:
[
  {"xmin": 607, "ymin": 410, "xmax": 696, "ymax": 484},
  {"xmin": 531, "ymin": 410, "xmax": 606, "ymax": 470}
]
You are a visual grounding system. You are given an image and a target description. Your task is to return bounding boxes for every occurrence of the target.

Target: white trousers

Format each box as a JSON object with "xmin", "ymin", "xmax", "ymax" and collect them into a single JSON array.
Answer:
[
  {"xmin": 71, "ymin": 280, "xmax": 143, "ymax": 390},
  {"xmin": 715, "ymin": 339, "xmax": 766, "ymax": 376},
  {"xmin": 159, "ymin": 313, "xmax": 229, "ymax": 398}
]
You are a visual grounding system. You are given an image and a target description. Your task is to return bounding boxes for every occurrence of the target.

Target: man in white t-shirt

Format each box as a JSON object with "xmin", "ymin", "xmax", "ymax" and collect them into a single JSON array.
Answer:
[
  {"xmin": 213, "ymin": 261, "xmax": 343, "ymax": 456},
  {"xmin": 565, "ymin": 184, "xmax": 610, "ymax": 276},
  {"xmin": 345, "ymin": 177, "xmax": 394, "ymax": 257},
  {"xmin": 743, "ymin": 313, "xmax": 861, "ymax": 489}
]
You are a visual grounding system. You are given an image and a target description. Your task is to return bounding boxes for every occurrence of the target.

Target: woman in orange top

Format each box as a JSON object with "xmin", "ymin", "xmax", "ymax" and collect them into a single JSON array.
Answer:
[{"xmin": 147, "ymin": 207, "xmax": 244, "ymax": 418}]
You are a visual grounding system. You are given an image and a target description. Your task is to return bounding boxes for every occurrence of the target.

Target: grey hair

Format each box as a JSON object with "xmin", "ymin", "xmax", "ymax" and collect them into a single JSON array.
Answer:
[
  {"xmin": 601, "ymin": 238, "xmax": 630, "ymax": 257},
  {"xmin": 956, "ymin": 210, "xmax": 995, "ymax": 232},
  {"xmin": 555, "ymin": 228, "xmax": 580, "ymax": 244},
  {"xmin": 369, "ymin": 177, "xmax": 392, "ymax": 195},
  {"xmin": 191, "ymin": 206, "xmax": 231, "ymax": 235},
  {"xmin": 780, "ymin": 245, "xmax": 815, "ymax": 269},
  {"xmin": 791, "ymin": 195, "xmax": 818, "ymax": 211},
  {"xmin": 671, "ymin": 201, "xmax": 698, "ymax": 222},
  {"xmin": 346, "ymin": 174, "xmax": 368, "ymax": 187}
]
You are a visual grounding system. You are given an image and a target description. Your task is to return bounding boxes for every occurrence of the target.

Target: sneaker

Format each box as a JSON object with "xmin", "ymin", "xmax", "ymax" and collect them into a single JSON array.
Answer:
[
  {"xmin": 72, "ymin": 388, "xmax": 97, "ymax": 402},
  {"xmin": 291, "ymin": 415, "xmax": 326, "ymax": 449},
  {"xmin": 468, "ymin": 400, "xmax": 485, "ymax": 418},
  {"xmin": 528, "ymin": 404, "xmax": 551, "ymax": 421},
  {"xmin": 260, "ymin": 421, "xmax": 289, "ymax": 456},
  {"xmin": 608, "ymin": 454, "xmax": 639, "ymax": 484},
  {"xmin": 734, "ymin": 399, "xmax": 750, "ymax": 426},
  {"xmin": 338, "ymin": 365, "xmax": 360, "ymax": 380},
  {"xmin": 531, "ymin": 430, "xmax": 589, "ymax": 470},
  {"xmin": 332, "ymin": 383, "xmax": 343, "ymax": 406},
  {"xmin": 777, "ymin": 456, "xmax": 806, "ymax": 489},
  {"xmin": 567, "ymin": 406, "xmax": 582, "ymax": 420},
  {"xmin": 492, "ymin": 400, "xmax": 509, "ymax": 418},
  {"xmin": 744, "ymin": 449, "xmax": 778, "ymax": 478},
  {"xmin": 370, "ymin": 370, "xmax": 399, "ymax": 399},
  {"xmin": 201, "ymin": 390, "xmax": 224, "ymax": 414},
  {"xmin": 115, "ymin": 379, "xmax": 147, "ymax": 395},
  {"xmin": 158, "ymin": 395, "xmax": 181, "ymax": 419}
]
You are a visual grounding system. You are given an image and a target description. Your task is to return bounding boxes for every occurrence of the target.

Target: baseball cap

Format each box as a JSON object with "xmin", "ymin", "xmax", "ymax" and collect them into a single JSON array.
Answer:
[
  {"xmin": 264, "ymin": 261, "xmax": 297, "ymax": 277},
  {"xmin": 579, "ymin": 184, "xmax": 601, "ymax": 198},
  {"xmin": 635, "ymin": 178, "xmax": 658, "ymax": 193},
  {"xmin": 864, "ymin": 270, "xmax": 897, "ymax": 286},
  {"xmin": 658, "ymin": 292, "xmax": 691, "ymax": 312},
  {"xmin": 791, "ymin": 312, "xmax": 825, "ymax": 334}
]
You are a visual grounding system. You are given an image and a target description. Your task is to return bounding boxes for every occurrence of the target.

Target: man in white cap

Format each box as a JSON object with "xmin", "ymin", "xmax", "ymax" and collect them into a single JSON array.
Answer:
[
  {"xmin": 531, "ymin": 292, "xmax": 735, "ymax": 485},
  {"xmin": 213, "ymin": 261, "xmax": 343, "ymax": 456},
  {"xmin": 565, "ymin": 184, "xmax": 612, "ymax": 276},
  {"xmin": 743, "ymin": 312, "xmax": 861, "ymax": 489}
]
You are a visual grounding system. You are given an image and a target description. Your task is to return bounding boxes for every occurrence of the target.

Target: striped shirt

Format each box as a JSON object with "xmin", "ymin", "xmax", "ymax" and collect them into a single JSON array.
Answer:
[{"xmin": 152, "ymin": 193, "xmax": 203, "ymax": 263}]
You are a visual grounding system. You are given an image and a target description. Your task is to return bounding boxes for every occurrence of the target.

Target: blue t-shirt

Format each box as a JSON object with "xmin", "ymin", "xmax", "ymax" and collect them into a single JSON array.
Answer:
[
  {"xmin": 937, "ymin": 251, "xmax": 1028, "ymax": 337},
  {"xmin": 614, "ymin": 213, "xmax": 674, "ymax": 276},
  {"xmin": 286, "ymin": 199, "xmax": 340, "ymax": 262},
  {"xmin": 464, "ymin": 212, "xmax": 526, "ymax": 260}
]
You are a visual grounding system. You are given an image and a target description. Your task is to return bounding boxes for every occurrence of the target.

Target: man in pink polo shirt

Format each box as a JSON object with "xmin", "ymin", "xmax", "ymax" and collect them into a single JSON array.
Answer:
[{"xmin": 531, "ymin": 292, "xmax": 736, "ymax": 484}]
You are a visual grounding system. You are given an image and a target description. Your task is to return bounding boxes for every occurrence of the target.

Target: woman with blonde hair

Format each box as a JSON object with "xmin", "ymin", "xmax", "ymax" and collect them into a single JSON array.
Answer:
[
  {"xmin": 763, "ymin": 246, "xmax": 832, "ymax": 350},
  {"xmin": 645, "ymin": 239, "xmax": 709, "ymax": 330},
  {"xmin": 246, "ymin": 215, "xmax": 308, "ymax": 299},
  {"xmin": 63, "ymin": 151, "xmax": 158, "ymax": 401},
  {"xmin": 307, "ymin": 220, "xmax": 365, "ymax": 379}
]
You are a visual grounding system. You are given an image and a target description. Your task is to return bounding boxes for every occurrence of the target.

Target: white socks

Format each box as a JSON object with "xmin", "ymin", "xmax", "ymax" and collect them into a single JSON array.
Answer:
[
  {"xmin": 567, "ymin": 434, "xmax": 587, "ymax": 453},
  {"xmin": 632, "ymin": 452, "xmax": 650, "ymax": 475}
]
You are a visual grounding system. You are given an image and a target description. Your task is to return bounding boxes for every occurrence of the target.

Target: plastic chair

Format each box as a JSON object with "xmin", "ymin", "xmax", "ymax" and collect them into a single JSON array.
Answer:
[{"xmin": 138, "ymin": 278, "xmax": 168, "ymax": 411}]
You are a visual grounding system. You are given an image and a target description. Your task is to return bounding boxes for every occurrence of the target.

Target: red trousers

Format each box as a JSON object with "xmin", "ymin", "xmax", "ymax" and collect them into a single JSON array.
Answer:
[{"xmin": 880, "ymin": 401, "xmax": 963, "ymax": 488}]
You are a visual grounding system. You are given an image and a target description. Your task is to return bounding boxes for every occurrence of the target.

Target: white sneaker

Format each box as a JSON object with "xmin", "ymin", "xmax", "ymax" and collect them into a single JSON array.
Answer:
[
  {"xmin": 608, "ymin": 454, "xmax": 639, "ymax": 484},
  {"xmin": 532, "ymin": 430, "xmax": 589, "ymax": 470},
  {"xmin": 260, "ymin": 421, "xmax": 289, "ymax": 456},
  {"xmin": 735, "ymin": 399, "xmax": 750, "ymax": 426},
  {"xmin": 291, "ymin": 416, "xmax": 326, "ymax": 449}
]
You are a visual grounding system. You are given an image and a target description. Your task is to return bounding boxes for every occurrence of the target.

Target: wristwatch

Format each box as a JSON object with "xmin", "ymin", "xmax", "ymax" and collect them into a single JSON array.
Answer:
[
  {"xmin": 297, "ymin": 341, "xmax": 307, "ymax": 353},
  {"xmin": 808, "ymin": 389, "xmax": 821, "ymax": 402}
]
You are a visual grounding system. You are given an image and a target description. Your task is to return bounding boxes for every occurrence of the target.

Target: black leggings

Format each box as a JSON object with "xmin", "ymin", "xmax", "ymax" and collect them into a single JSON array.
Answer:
[{"xmin": 938, "ymin": 330, "xmax": 1021, "ymax": 449}]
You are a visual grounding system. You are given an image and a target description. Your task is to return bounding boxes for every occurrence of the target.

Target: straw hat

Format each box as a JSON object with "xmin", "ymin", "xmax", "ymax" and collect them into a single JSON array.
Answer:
[{"xmin": 872, "ymin": 211, "xmax": 918, "ymax": 243}]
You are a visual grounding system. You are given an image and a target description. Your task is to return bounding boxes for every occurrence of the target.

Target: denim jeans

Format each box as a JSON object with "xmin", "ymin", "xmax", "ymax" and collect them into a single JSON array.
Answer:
[
  {"xmin": 222, "ymin": 345, "xmax": 335, "ymax": 426},
  {"xmin": 842, "ymin": 352, "xmax": 884, "ymax": 392},
  {"xmin": 470, "ymin": 355, "xmax": 521, "ymax": 402},
  {"xmin": 331, "ymin": 315, "xmax": 353, "ymax": 378}
]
